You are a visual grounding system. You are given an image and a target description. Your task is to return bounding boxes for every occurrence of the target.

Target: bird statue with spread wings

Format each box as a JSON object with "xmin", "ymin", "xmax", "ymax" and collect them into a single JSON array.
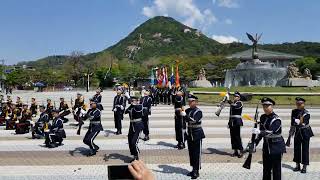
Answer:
[{"xmin": 246, "ymin": 32, "xmax": 262, "ymax": 58}]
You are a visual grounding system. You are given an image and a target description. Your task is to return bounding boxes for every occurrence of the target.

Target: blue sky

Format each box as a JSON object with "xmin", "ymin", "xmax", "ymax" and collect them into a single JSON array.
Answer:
[{"xmin": 0, "ymin": 0, "xmax": 319, "ymax": 64}]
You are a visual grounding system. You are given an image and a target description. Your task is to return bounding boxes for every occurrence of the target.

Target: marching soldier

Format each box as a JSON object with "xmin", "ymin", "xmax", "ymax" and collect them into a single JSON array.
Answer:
[
  {"xmin": 59, "ymin": 97, "xmax": 71, "ymax": 123},
  {"xmin": 227, "ymin": 91, "xmax": 244, "ymax": 158},
  {"xmin": 32, "ymin": 105, "xmax": 49, "ymax": 139},
  {"xmin": 45, "ymin": 109, "xmax": 66, "ymax": 148},
  {"xmin": 30, "ymin": 98, "xmax": 38, "ymax": 117},
  {"xmin": 92, "ymin": 89, "xmax": 104, "ymax": 111},
  {"xmin": 174, "ymin": 90, "xmax": 186, "ymax": 149},
  {"xmin": 73, "ymin": 93, "xmax": 85, "ymax": 123},
  {"xmin": 252, "ymin": 97, "xmax": 286, "ymax": 180},
  {"xmin": 15, "ymin": 103, "xmax": 32, "ymax": 134},
  {"xmin": 291, "ymin": 97, "xmax": 314, "ymax": 173},
  {"xmin": 140, "ymin": 90, "xmax": 152, "ymax": 141},
  {"xmin": 46, "ymin": 99, "xmax": 54, "ymax": 120},
  {"xmin": 180, "ymin": 94, "xmax": 205, "ymax": 179},
  {"xmin": 112, "ymin": 89, "xmax": 126, "ymax": 135},
  {"xmin": 82, "ymin": 99, "xmax": 103, "ymax": 156},
  {"xmin": 125, "ymin": 96, "xmax": 147, "ymax": 162}
]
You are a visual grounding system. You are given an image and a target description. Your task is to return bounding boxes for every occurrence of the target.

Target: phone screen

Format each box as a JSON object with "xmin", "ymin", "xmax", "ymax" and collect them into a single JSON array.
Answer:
[{"xmin": 108, "ymin": 165, "xmax": 134, "ymax": 180}]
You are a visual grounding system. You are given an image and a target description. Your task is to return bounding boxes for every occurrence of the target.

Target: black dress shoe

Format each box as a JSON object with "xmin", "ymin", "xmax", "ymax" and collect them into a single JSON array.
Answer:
[
  {"xmin": 94, "ymin": 145, "xmax": 100, "ymax": 152},
  {"xmin": 48, "ymin": 143, "xmax": 57, "ymax": 148},
  {"xmin": 187, "ymin": 171, "xmax": 194, "ymax": 177},
  {"xmin": 178, "ymin": 144, "xmax": 185, "ymax": 150},
  {"xmin": 143, "ymin": 135, "xmax": 150, "ymax": 141},
  {"xmin": 293, "ymin": 164, "xmax": 301, "ymax": 172},
  {"xmin": 301, "ymin": 165, "xmax": 307, "ymax": 173},
  {"xmin": 191, "ymin": 171, "xmax": 199, "ymax": 179},
  {"xmin": 231, "ymin": 151, "xmax": 239, "ymax": 157}
]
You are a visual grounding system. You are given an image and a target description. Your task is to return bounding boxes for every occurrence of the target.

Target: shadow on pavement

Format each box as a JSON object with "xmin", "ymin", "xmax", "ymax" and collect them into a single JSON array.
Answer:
[
  {"xmin": 282, "ymin": 163, "xmax": 295, "ymax": 170},
  {"xmin": 104, "ymin": 129, "xmax": 116, "ymax": 137},
  {"xmin": 204, "ymin": 148, "xmax": 233, "ymax": 156},
  {"xmin": 154, "ymin": 165, "xmax": 189, "ymax": 175},
  {"xmin": 148, "ymin": 141, "xmax": 177, "ymax": 148},
  {"xmin": 104, "ymin": 153, "xmax": 132, "ymax": 163},
  {"xmin": 69, "ymin": 147, "xmax": 91, "ymax": 156}
]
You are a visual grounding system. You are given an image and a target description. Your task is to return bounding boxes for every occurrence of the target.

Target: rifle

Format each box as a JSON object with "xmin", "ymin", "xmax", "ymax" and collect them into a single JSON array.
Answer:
[
  {"xmin": 215, "ymin": 84, "xmax": 231, "ymax": 117},
  {"xmin": 286, "ymin": 111, "xmax": 303, "ymax": 147},
  {"xmin": 243, "ymin": 102, "xmax": 259, "ymax": 169},
  {"xmin": 285, "ymin": 126, "xmax": 296, "ymax": 147}
]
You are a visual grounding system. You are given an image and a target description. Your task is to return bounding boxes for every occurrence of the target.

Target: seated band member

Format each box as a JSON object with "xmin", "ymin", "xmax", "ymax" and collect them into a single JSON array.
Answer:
[
  {"xmin": 125, "ymin": 96, "xmax": 147, "ymax": 162},
  {"xmin": 6, "ymin": 103, "xmax": 19, "ymax": 130},
  {"xmin": 46, "ymin": 99, "xmax": 54, "ymax": 120},
  {"xmin": 82, "ymin": 99, "xmax": 103, "ymax": 156},
  {"xmin": 30, "ymin": 98, "xmax": 38, "ymax": 117},
  {"xmin": 45, "ymin": 109, "xmax": 66, "ymax": 148},
  {"xmin": 59, "ymin": 97, "xmax": 71, "ymax": 123},
  {"xmin": 181, "ymin": 94, "xmax": 205, "ymax": 179},
  {"xmin": 32, "ymin": 105, "xmax": 49, "ymax": 139},
  {"xmin": 15, "ymin": 103, "xmax": 32, "ymax": 134}
]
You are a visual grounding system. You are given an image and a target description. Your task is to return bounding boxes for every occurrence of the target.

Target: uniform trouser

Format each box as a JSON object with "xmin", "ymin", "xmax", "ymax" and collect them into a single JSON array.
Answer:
[
  {"xmin": 128, "ymin": 123, "xmax": 143, "ymax": 156},
  {"xmin": 263, "ymin": 151, "xmax": 282, "ymax": 180},
  {"xmin": 114, "ymin": 111, "xmax": 123, "ymax": 131},
  {"xmin": 167, "ymin": 94, "xmax": 171, "ymax": 104},
  {"xmin": 15, "ymin": 123, "xmax": 30, "ymax": 134},
  {"xmin": 45, "ymin": 133, "xmax": 63, "ymax": 145},
  {"xmin": 187, "ymin": 137, "xmax": 202, "ymax": 171},
  {"xmin": 229, "ymin": 126, "xmax": 243, "ymax": 151},
  {"xmin": 83, "ymin": 128, "xmax": 100, "ymax": 150},
  {"xmin": 34, "ymin": 123, "xmax": 44, "ymax": 135},
  {"xmin": 142, "ymin": 115, "xmax": 149, "ymax": 136},
  {"xmin": 293, "ymin": 133, "xmax": 310, "ymax": 165},
  {"xmin": 6, "ymin": 120, "xmax": 15, "ymax": 130},
  {"xmin": 175, "ymin": 114, "xmax": 186, "ymax": 144}
]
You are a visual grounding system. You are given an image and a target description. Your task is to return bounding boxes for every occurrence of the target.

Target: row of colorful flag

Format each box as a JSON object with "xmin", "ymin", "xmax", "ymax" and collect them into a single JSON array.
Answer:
[{"xmin": 150, "ymin": 64, "xmax": 180, "ymax": 88}]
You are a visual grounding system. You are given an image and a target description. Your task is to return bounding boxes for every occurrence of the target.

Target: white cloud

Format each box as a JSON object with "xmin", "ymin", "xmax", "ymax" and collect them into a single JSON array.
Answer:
[
  {"xmin": 142, "ymin": 0, "xmax": 217, "ymax": 29},
  {"xmin": 216, "ymin": 0, "xmax": 239, "ymax": 8},
  {"xmin": 225, "ymin": 18, "xmax": 233, "ymax": 25},
  {"xmin": 212, "ymin": 35, "xmax": 240, "ymax": 44}
]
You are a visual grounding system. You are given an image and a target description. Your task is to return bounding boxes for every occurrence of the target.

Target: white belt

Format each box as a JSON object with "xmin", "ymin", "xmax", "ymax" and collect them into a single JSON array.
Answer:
[
  {"xmin": 231, "ymin": 115, "xmax": 241, "ymax": 118},
  {"xmin": 130, "ymin": 118, "xmax": 142, "ymax": 123}
]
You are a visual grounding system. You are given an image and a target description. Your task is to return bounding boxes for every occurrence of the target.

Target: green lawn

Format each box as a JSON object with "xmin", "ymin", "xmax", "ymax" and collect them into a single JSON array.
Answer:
[
  {"xmin": 189, "ymin": 86, "xmax": 320, "ymax": 93},
  {"xmin": 197, "ymin": 94, "xmax": 320, "ymax": 107}
]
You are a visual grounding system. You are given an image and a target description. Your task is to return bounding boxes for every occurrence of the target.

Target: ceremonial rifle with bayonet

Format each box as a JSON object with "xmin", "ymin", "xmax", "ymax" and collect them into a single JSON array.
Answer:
[
  {"xmin": 215, "ymin": 84, "xmax": 231, "ymax": 117},
  {"xmin": 243, "ymin": 102, "xmax": 259, "ymax": 169}
]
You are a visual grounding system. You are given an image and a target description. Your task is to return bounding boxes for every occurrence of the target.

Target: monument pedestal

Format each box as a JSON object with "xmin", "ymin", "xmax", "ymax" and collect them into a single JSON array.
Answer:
[
  {"xmin": 279, "ymin": 78, "xmax": 317, "ymax": 87},
  {"xmin": 190, "ymin": 80, "xmax": 213, "ymax": 88}
]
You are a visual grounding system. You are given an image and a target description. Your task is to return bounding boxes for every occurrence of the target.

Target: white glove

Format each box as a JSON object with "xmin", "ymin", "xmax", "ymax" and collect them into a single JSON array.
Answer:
[
  {"xmin": 15, "ymin": 120, "xmax": 19, "ymax": 123},
  {"xmin": 44, "ymin": 129, "xmax": 50, "ymax": 133},
  {"xmin": 252, "ymin": 128, "xmax": 261, "ymax": 135},
  {"xmin": 180, "ymin": 111, "xmax": 186, "ymax": 117},
  {"xmin": 120, "ymin": 105, "xmax": 124, "ymax": 110},
  {"xmin": 113, "ymin": 108, "xmax": 117, "ymax": 112},
  {"xmin": 125, "ymin": 92, "xmax": 130, "ymax": 99},
  {"xmin": 28, "ymin": 120, "xmax": 35, "ymax": 125},
  {"xmin": 80, "ymin": 109, "xmax": 87, "ymax": 115},
  {"xmin": 226, "ymin": 94, "xmax": 230, "ymax": 101},
  {"xmin": 5, "ymin": 116, "xmax": 10, "ymax": 120},
  {"xmin": 295, "ymin": 119, "xmax": 300, "ymax": 124}
]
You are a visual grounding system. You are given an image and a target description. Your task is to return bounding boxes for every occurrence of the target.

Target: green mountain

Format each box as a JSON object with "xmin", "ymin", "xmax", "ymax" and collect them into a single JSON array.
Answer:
[
  {"xmin": 106, "ymin": 16, "xmax": 229, "ymax": 61},
  {"xmin": 19, "ymin": 16, "xmax": 320, "ymax": 69}
]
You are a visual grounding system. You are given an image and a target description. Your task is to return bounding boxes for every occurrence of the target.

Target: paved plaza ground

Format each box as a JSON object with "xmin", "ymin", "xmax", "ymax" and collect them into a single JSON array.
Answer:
[{"xmin": 0, "ymin": 90, "xmax": 319, "ymax": 180}]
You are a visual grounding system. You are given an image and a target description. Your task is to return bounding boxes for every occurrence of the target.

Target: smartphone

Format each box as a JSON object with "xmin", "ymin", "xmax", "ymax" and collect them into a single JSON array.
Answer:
[{"xmin": 108, "ymin": 165, "xmax": 134, "ymax": 180}]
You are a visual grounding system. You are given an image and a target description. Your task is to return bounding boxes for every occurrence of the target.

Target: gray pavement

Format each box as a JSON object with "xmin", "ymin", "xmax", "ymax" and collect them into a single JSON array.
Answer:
[{"xmin": 0, "ymin": 90, "xmax": 319, "ymax": 180}]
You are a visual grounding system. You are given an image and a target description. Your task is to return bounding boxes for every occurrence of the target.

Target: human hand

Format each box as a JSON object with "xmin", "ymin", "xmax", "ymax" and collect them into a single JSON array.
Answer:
[{"xmin": 128, "ymin": 160, "xmax": 155, "ymax": 180}]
